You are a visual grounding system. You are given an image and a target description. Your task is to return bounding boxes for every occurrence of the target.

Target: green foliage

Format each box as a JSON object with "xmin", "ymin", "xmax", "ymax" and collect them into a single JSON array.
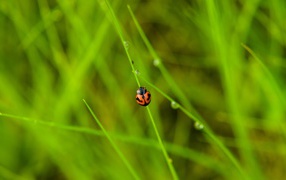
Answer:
[{"xmin": 0, "ymin": 0, "xmax": 285, "ymax": 179}]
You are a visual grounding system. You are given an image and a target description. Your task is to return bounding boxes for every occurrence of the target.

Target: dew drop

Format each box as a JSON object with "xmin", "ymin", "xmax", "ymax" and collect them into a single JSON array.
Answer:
[
  {"xmin": 134, "ymin": 69, "xmax": 140, "ymax": 75},
  {"xmin": 123, "ymin": 41, "xmax": 130, "ymax": 50},
  {"xmin": 194, "ymin": 121, "xmax": 204, "ymax": 130},
  {"xmin": 153, "ymin": 59, "xmax": 161, "ymax": 67},
  {"xmin": 171, "ymin": 101, "xmax": 179, "ymax": 109}
]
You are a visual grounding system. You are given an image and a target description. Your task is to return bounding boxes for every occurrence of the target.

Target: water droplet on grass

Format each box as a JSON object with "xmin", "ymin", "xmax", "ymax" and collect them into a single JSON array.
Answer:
[
  {"xmin": 194, "ymin": 121, "xmax": 204, "ymax": 130},
  {"xmin": 135, "ymin": 69, "xmax": 140, "ymax": 75},
  {"xmin": 171, "ymin": 101, "xmax": 179, "ymax": 109},
  {"xmin": 153, "ymin": 59, "xmax": 161, "ymax": 66},
  {"xmin": 123, "ymin": 41, "xmax": 130, "ymax": 50}
]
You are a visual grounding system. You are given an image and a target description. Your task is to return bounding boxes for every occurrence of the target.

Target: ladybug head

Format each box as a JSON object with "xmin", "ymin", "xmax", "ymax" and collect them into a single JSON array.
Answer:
[{"xmin": 136, "ymin": 87, "xmax": 147, "ymax": 95}]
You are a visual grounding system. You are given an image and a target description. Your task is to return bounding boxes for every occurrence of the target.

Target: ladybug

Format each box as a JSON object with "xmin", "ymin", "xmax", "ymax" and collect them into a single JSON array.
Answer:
[{"xmin": 136, "ymin": 87, "xmax": 151, "ymax": 106}]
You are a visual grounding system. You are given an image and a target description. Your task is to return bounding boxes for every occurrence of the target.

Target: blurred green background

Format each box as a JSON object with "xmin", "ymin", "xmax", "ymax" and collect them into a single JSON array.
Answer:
[{"xmin": 0, "ymin": 0, "xmax": 286, "ymax": 179}]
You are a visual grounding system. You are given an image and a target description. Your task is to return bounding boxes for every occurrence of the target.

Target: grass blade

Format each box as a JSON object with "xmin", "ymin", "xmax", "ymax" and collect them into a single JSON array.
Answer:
[{"xmin": 83, "ymin": 99, "xmax": 140, "ymax": 180}]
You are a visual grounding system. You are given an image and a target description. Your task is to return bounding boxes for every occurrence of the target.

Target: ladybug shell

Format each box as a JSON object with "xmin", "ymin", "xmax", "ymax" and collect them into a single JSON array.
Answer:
[{"xmin": 136, "ymin": 87, "xmax": 151, "ymax": 106}]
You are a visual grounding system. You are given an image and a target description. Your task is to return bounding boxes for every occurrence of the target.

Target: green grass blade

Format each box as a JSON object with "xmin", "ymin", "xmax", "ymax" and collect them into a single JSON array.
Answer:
[
  {"xmin": 83, "ymin": 99, "xmax": 140, "ymax": 180},
  {"xmin": 0, "ymin": 111, "xmax": 226, "ymax": 176},
  {"xmin": 146, "ymin": 107, "xmax": 179, "ymax": 180},
  {"xmin": 204, "ymin": 1, "xmax": 262, "ymax": 179}
]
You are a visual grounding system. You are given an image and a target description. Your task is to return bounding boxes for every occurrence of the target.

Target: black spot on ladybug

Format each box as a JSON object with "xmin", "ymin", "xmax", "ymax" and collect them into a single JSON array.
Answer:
[
  {"xmin": 146, "ymin": 93, "xmax": 151, "ymax": 100},
  {"xmin": 136, "ymin": 97, "xmax": 143, "ymax": 103}
]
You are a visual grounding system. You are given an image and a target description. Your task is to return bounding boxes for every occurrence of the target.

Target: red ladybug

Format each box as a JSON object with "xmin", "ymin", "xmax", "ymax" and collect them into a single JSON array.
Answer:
[{"xmin": 136, "ymin": 87, "xmax": 151, "ymax": 106}]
